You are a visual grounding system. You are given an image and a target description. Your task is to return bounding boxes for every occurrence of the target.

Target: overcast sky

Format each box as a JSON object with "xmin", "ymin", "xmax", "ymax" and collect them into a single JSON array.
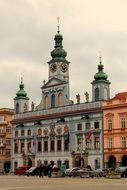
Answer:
[{"xmin": 0, "ymin": 0, "xmax": 127, "ymax": 108}]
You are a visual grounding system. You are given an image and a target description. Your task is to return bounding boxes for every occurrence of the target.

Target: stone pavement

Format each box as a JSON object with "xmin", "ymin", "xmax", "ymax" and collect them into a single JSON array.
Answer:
[{"xmin": 0, "ymin": 175, "xmax": 127, "ymax": 190}]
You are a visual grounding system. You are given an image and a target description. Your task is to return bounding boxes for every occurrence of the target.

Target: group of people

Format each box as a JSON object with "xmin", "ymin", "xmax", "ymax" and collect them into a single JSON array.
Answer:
[{"xmin": 39, "ymin": 162, "xmax": 66, "ymax": 178}]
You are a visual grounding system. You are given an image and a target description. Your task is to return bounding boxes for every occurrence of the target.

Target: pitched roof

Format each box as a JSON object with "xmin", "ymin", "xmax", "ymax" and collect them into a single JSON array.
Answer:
[{"xmin": 112, "ymin": 92, "xmax": 127, "ymax": 100}]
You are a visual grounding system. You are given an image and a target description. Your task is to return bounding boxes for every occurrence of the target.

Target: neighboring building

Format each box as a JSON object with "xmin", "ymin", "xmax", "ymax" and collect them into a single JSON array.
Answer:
[
  {"xmin": 0, "ymin": 108, "xmax": 14, "ymax": 172},
  {"xmin": 103, "ymin": 92, "xmax": 127, "ymax": 168},
  {"xmin": 11, "ymin": 24, "xmax": 110, "ymax": 171}
]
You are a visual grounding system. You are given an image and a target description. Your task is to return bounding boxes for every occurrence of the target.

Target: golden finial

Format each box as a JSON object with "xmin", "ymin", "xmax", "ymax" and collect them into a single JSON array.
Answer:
[{"xmin": 57, "ymin": 16, "xmax": 60, "ymax": 33}]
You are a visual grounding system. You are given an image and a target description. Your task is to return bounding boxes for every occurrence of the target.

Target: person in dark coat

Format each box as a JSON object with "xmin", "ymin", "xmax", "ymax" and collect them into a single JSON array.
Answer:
[
  {"xmin": 47, "ymin": 163, "xmax": 52, "ymax": 177},
  {"xmin": 39, "ymin": 164, "xmax": 44, "ymax": 177}
]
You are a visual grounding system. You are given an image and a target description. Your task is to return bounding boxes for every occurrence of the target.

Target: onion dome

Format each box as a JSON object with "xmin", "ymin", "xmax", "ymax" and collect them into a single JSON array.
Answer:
[
  {"xmin": 14, "ymin": 77, "xmax": 29, "ymax": 100},
  {"xmin": 48, "ymin": 18, "xmax": 69, "ymax": 64},
  {"xmin": 51, "ymin": 30, "xmax": 67, "ymax": 59},
  {"xmin": 94, "ymin": 57, "xmax": 108, "ymax": 81}
]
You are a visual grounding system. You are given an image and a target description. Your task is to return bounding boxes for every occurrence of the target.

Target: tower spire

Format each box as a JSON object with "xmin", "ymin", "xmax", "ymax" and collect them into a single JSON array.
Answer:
[
  {"xmin": 99, "ymin": 56, "xmax": 102, "ymax": 64},
  {"xmin": 21, "ymin": 73, "xmax": 23, "ymax": 84},
  {"xmin": 57, "ymin": 16, "xmax": 60, "ymax": 33}
]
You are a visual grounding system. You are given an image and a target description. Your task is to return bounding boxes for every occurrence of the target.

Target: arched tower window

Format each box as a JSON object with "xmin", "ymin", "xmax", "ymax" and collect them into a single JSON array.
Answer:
[
  {"xmin": 16, "ymin": 103, "xmax": 19, "ymax": 114},
  {"xmin": 95, "ymin": 88, "xmax": 99, "ymax": 101},
  {"xmin": 58, "ymin": 93, "xmax": 63, "ymax": 106},
  {"xmin": 51, "ymin": 94, "xmax": 55, "ymax": 108},
  {"xmin": 104, "ymin": 87, "xmax": 108, "ymax": 100},
  {"xmin": 44, "ymin": 95, "xmax": 49, "ymax": 109}
]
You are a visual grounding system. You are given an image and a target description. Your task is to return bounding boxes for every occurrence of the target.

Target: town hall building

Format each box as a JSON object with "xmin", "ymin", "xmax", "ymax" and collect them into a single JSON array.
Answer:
[{"xmin": 11, "ymin": 23, "xmax": 110, "ymax": 171}]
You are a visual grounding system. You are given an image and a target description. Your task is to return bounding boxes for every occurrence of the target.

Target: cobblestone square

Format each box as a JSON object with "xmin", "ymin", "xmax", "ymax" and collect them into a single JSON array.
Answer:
[{"xmin": 0, "ymin": 175, "xmax": 127, "ymax": 190}]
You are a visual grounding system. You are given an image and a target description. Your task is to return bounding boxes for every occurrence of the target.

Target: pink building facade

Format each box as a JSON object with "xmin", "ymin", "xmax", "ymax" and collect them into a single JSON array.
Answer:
[{"xmin": 103, "ymin": 92, "xmax": 127, "ymax": 168}]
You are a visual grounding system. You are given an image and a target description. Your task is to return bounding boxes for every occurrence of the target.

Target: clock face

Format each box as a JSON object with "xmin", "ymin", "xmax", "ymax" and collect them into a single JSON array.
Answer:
[
  {"xmin": 60, "ymin": 63, "xmax": 67, "ymax": 73},
  {"xmin": 50, "ymin": 63, "xmax": 57, "ymax": 73}
]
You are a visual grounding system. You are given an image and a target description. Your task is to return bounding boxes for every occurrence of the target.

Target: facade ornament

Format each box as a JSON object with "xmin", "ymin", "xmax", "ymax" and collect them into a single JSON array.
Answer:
[
  {"xmin": 24, "ymin": 103, "xmax": 27, "ymax": 112},
  {"xmin": 56, "ymin": 126, "xmax": 62, "ymax": 135},
  {"xmin": 37, "ymin": 128, "xmax": 42, "ymax": 136},
  {"xmin": 43, "ymin": 80, "xmax": 46, "ymax": 85},
  {"xmin": 49, "ymin": 124, "xmax": 56, "ymax": 137},
  {"xmin": 64, "ymin": 125, "xmax": 69, "ymax": 133},
  {"xmin": 43, "ymin": 128, "xmax": 48, "ymax": 136},
  {"xmin": 85, "ymin": 92, "xmax": 89, "ymax": 103},
  {"xmin": 31, "ymin": 101, "xmax": 35, "ymax": 111},
  {"xmin": 76, "ymin": 93, "xmax": 80, "ymax": 104}
]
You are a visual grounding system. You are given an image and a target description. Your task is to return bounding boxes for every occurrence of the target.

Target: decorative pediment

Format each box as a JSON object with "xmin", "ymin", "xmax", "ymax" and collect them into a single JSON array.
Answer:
[
  {"xmin": 105, "ymin": 113, "xmax": 114, "ymax": 118},
  {"xmin": 41, "ymin": 77, "xmax": 66, "ymax": 89}
]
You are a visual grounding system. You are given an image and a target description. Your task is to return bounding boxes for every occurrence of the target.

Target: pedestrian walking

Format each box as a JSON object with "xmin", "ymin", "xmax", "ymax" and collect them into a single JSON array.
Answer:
[{"xmin": 39, "ymin": 164, "xmax": 44, "ymax": 178}]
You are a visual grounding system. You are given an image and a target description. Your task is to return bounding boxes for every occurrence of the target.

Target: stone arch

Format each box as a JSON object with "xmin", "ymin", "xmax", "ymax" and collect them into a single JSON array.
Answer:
[
  {"xmin": 95, "ymin": 87, "xmax": 99, "ymax": 101},
  {"xmin": 108, "ymin": 155, "xmax": 116, "ymax": 168},
  {"xmin": 44, "ymin": 95, "xmax": 49, "ymax": 109},
  {"xmin": 121, "ymin": 155, "xmax": 127, "ymax": 166}
]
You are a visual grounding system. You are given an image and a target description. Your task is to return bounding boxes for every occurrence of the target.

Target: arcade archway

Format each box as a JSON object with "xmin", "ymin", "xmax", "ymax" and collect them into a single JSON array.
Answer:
[
  {"xmin": 122, "ymin": 155, "xmax": 127, "ymax": 166},
  {"xmin": 108, "ymin": 155, "xmax": 116, "ymax": 168}
]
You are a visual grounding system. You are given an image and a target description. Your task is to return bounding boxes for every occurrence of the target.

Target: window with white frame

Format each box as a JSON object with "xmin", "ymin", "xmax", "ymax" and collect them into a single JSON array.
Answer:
[
  {"xmin": 0, "ymin": 138, "xmax": 3, "ymax": 146},
  {"xmin": 15, "ymin": 131, "xmax": 18, "ymax": 137},
  {"xmin": 0, "ymin": 127, "xmax": 4, "ymax": 134},
  {"xmin": 86, "ymin": 138, "xmax": 91, "ymax": 149},
  {"xmin": 0, "ymin": 148, "xmax": 3, "ymax": 155},
  {"xmin": 121, "ymin": 137, "xmax": 126, "ymax": 148},
  {"xmin": 108, "ymin": 119, "xmax": 112, "ymax": 130},
  {"xmin": 86, "ymin": 122, "xmax": 91, "ymax": 130},
  {"xmin": 77, "ymin": 137, "xmax": 82, "ymax": 150},
  {"xmin": 121, "ymin": 117, "xmax": 126, "ymax": 129},
  {"xmin": 77, "ymin": 123, "xmax": 82, "ymax": 131},
  {"xmin": 108, "ymin": 138, "xmax": 112, "ymax": 148},
  {"xmin": 6, "ymin": 138, "xmax": 11, "ymax": 144},
  {"xmin": 94, "ymin": 121, "xmax": 99, "ymax": 129},
  {"xmin": 94, "ymin": 137, "xmax": 100, "ymax": 149},
  {"xmin": 0, "ymin": 116, "xmax": 4, "ymax": 121},
  {"xmin": 6, "ymin": 127, "xmax": 11, "ymax": 134}
]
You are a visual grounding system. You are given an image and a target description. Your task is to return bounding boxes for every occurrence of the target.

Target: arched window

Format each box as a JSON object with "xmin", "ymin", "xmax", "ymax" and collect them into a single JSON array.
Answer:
[
  {"xmin": 58, "ymin": 93, "xmax": 63, "ymax": 106},
  {"xmin": 44, "ymin": 95, "xmax": 49, "ymax": 109},
  {"xmin": 104, "ymin": 87, "xmax": 108, "ymax": 100},
  {"xmin": 16, "ymin": 103, "xmax": 19, "ymax": 114},
  {"xmin": 51, "ymin": 94, "xmax": 55, "ymax": 108},
  {"xmin": 95, "ymin": 88, "xmax": 99, "ymax": 101}
]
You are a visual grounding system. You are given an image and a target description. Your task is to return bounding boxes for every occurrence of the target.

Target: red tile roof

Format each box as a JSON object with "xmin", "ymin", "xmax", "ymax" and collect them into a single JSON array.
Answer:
[{"xmin": 113, "ymin": 92, "xmax": 127, "ymax": 100}]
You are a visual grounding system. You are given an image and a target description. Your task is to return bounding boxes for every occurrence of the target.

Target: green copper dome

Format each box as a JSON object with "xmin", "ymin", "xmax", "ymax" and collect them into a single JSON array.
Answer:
[
  {"xmin": 94, "ymin": 59, "xmax": 108, "ymax": 81},
  {"xmin": 51, "ymin": 30, "xmax": 67, "ymax": 59},
  {"xmin": 16, "ymin": 78, "xmax": 27, "ymax": 97}
]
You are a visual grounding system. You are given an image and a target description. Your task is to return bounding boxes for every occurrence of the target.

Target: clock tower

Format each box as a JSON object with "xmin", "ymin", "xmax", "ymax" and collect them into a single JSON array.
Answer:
[{"xmin": 37, "ymin": 20, "xmax": 70, "ymax": 110}]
